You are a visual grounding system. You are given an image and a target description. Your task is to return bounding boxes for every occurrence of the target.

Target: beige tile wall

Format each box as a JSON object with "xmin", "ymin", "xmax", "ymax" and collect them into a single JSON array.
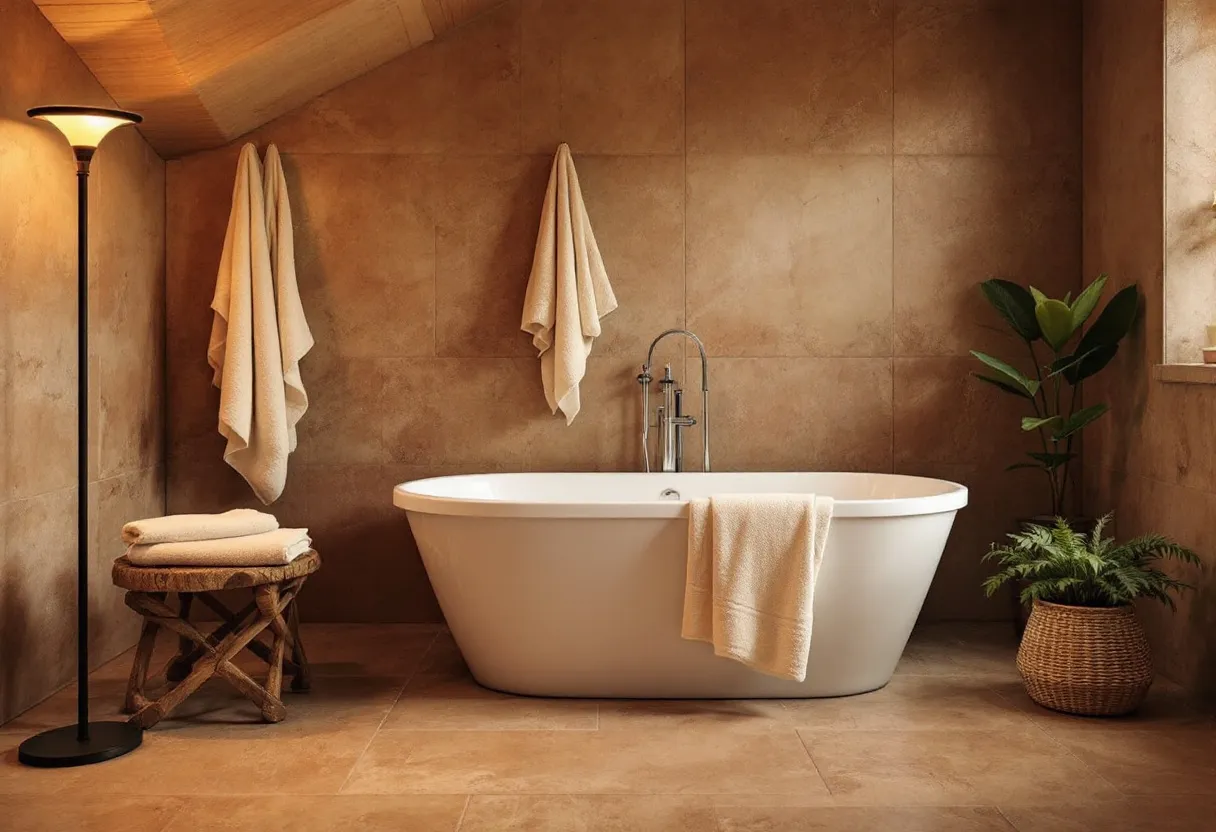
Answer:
[
  {"xmin": 1083, "ymin": 0, "xmax": 1216, "ymax": 694},
  {"xmin": 0, "ymin": 0, "xmax": 166, "ymax": 723},
  {"xmin": 166, "ymin": 0, "xmax": 1083, "ymax": 623}
]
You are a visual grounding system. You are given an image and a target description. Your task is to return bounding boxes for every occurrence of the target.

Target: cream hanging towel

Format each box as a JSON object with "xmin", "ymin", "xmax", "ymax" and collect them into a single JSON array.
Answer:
[
  {"xmin": 521, "ymin": 143, "xmax": 617, "ymax": 424},
  {"xmin": 208, "ymin": 143, "xmax": 312, "ymax": 505},
  {"xmin": 263, "ymin": 144, "xmax": 314, "ymax": 452}
]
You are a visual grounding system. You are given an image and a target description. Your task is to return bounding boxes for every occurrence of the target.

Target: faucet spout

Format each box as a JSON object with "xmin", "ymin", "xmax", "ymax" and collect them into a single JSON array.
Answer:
[{"xmin": 639, "ymin": 329, "xmax": 710, "ymax": 473}]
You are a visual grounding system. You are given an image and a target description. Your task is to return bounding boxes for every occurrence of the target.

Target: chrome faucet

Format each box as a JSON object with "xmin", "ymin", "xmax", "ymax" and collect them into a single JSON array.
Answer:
[{"xmin": 637, "ymin": 330, "xmax": 710, "ymax": 472}]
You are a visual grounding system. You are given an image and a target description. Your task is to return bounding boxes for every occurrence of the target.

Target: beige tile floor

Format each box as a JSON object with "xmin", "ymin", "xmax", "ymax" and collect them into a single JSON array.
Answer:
[{"xmin": 1, "ymin": 623, "xmax": 1215, "ymax": 830}]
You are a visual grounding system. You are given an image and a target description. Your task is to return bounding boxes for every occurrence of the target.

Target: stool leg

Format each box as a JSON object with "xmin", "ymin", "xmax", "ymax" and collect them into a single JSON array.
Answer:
[
  {"xmin": 166, "ymin": 592, "xmax": 195, "ymax": 683},
  {"xmin": 258, "ymin": 585, "xmax": 287, "ymax": 723},
  {"xmin": 124, "ymin": 603, "xmax": 160, "ymax": 714},
  {"xmin": 287, "ymin": 594, "xmax": 311, "ymax": 693}
]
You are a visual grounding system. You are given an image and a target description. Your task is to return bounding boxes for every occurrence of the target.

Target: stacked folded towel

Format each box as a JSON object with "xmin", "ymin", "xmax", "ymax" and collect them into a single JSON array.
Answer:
[{"xmin": 122, "ymin": 509, "xmax": 310, "ymax": 567}]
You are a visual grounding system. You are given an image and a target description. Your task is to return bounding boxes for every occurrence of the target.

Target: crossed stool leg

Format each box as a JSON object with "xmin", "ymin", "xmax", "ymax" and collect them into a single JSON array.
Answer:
[{"xmin": 112, "ymin": 551, "xmax": 320, "ymax": 730}]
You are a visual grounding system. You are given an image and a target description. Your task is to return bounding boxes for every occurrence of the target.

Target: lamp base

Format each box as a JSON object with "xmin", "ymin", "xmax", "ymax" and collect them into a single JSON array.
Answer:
[{"xmin": 18, "ymin": 721, "xmax": 142, "ymax": 768}]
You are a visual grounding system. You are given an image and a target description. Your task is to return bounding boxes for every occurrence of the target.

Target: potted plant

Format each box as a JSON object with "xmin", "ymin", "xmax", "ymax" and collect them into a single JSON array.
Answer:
[
  {"xmin": 972, "ymin": 275, "xmax": 1139, "ymax": 518},
  {"xmin": 983, "ymin": 515, "xmax": 1200, "ymax": 716}
]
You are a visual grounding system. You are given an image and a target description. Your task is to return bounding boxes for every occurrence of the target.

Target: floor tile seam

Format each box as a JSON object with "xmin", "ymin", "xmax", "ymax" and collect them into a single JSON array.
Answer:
[
  {"xmin": 1017, "ymin": 717, "xmax": 1130, "ymax": 797},
  {"xmin": 452, "ymin": 793, "xmax": 473, "ymax": 832},
  {"xmin": 793, "ymin": 727, "xmax": 835, "ymax": 798},
  {"xmin": 333, "ymin": 643, "xmax": 433, "ymax": 795}
]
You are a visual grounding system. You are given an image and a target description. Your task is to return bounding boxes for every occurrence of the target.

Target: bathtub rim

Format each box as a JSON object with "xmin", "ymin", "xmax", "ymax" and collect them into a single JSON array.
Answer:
[{"xmin": 393, "ymin": 472, "xmax": 968, "ymax": 519}]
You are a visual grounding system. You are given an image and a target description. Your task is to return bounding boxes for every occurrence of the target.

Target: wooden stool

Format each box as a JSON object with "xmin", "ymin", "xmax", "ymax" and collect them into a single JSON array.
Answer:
[{"xmin": 111, "ymin": 551, "xmax": 321, "ymax": 729}]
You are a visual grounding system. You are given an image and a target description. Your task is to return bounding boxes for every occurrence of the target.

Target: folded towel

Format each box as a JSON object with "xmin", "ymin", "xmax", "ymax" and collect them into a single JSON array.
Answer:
[
  {"xmin": 208, "ymin": 142, "xmax": 311, "ymax": 505},
  {"xmin": 681, "ymin": 494, "xmax": 834, "ymax": 682},
  {"xmin": 122, "ymin": 509, "xmax": 279, "ymax": 545},
  {"xmin": 520, "ymin": 143, "xmax": 617, "ymax": 425},
  {"xmin": 125, "ymin": 528, "xmax": 312, "ymax": 567}
]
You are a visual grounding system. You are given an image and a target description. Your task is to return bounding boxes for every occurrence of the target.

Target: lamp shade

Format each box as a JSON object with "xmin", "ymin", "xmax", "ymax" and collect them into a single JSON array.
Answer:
[{"xmin": 27, "ymin": 105, "xmax": 142, "ymax": 150}]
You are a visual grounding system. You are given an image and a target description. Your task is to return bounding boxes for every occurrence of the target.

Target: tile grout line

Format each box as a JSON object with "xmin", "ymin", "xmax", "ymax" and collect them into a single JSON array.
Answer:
[
  {"xmin": 793, "ymin": 727, "xmax": 835, "ymax": 798},
  {"xmin": 453, "ymin": 793, "xmax": 473, "ymax": 831},
  {"xmin": 333, "ymin": 629, "xmax": 441, "ymax": 794}
]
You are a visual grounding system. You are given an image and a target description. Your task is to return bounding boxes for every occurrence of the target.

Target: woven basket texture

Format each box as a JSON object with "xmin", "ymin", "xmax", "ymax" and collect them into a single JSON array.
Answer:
[{"xmin": 1016, "ymin": 600, "xmax": 1152, "ymax": 716}]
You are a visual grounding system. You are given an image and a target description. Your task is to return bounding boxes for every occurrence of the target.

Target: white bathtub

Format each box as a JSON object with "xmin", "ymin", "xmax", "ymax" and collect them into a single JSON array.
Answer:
[{"xmin": 394, "ymin": 472, "xmax": 967, "ymax": 698}]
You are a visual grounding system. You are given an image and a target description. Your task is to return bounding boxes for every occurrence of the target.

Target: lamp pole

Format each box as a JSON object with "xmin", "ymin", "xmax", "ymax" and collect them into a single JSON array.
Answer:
[{"xmin": 19, "ymin": 106, "xmax": 145, "ymax": 768}]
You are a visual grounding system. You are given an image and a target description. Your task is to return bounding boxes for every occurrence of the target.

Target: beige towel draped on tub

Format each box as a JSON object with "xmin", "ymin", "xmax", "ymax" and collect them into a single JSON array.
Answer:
[
  {"xmin": 682, "ymin": 494, "xmax": 834, "ymax": 681},
  {"xmin": 520, "ymin": 143, "xmax": 617, "ymax": 424},
  {"xmin": 208, "ymin": 143, "xmax": 313, "ymax": 504}
]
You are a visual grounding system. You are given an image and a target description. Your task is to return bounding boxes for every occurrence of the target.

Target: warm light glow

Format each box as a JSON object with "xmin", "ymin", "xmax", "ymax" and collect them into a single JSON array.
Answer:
[{"xmin": 27, "ymin": 106, "xmax": 142, "ymax": 150}]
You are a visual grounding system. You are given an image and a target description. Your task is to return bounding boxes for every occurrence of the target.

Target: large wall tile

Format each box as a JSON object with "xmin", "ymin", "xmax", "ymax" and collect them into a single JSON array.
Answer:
[
  {"xmin": 554, "ymin": 0, "xmax": 684, "ymax": 155},
  {"xmin": 894, "ymin": 155, "xmax": 1081, "ymax": 357},
  {"xmin": 382, "ymin": 353, "xmax": 673, "ymax": 471},
  {"xmin": 901, "ymin": 462, "xmax": 1040, "ymax": 621},
  {"xmin": 569, "ymin": 155, "xmax": 685, "ymax": 355},
  {"xmin": 291, "ymin": 153, "xmax": 437, "ymax": 358},
  {"xmin": 257, "ymin": 2, "xmax": 522, "ymax": 155},
  {"xmin": 687, "ymin": 0, "xmax": 893, "ymax": 154},
  {"xmin": 93, "ymin": 130, "xmax": 167, "ymax": 480},
  {"xmin": 297, "ymin": 464, "xmax": 442, "ymax": 623},
  {"xmin": 895, "ymin": 0, "xmax": 1082, "ymax": 155},
  {"xmin": 166, "ymin": 146, "xmax": 244, "ymax": 454},
  {"xmin": 294, "ymin": 355, "xmax": 389, "ymax": 466},
  {"xmin": 700, "ymin": 358, "xmax": 894, "ymax": 472},
  {"xmin": 1133, "ymin": 477, "xmax": 1216, "ymax": 694},
  {"xmin": 434, "ymin": 155, "xmax": 551, "ymax": 357},
  {"xmin": 91, "ymin": 467, "xmax": 165, "ymax": 666},
  {"xmin": 894, "ymin": 357, "xmax": 1045, "ymax": 478},
  {"xmin": 0, "ymin": 489, "xmax": 76, "ymax": 724},
  {"xmin": 3, "ymin": 132, "xmax": 78, "ymax": 500},
  {"xmin": 687, "ymin": 155, "xmax": 893, "ymax": 357}
]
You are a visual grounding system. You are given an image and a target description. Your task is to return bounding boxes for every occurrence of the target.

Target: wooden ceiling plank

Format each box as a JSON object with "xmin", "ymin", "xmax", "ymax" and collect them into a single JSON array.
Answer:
[
  {"xmin": 35, "ymin": 1, "xmax": 227, "ymax": 155},
  {"xmin": 190, "ymin": 0, "xmax": 412, "ymax": 139},
  {"xmin": 392, "ymin": 0, "xmax": 435, "ymax": 48},
  {"xmin": 35, "ymin": 0, "xmax": 508, "ymax": 155}
]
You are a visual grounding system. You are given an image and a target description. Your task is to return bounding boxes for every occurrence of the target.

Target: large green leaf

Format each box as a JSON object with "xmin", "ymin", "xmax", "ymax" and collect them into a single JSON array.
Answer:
[
  {"xmin": 1070, "ymin": 274, "xmax": 1109, "ymax": 331},
  {"xmin": 979, "ymin": 279, "xmax": 1041, "ymax": 341},
  {"xmin": 1063, "ymin": 343, "xmax": 1119, "ymax": 384},
  {"xmin": 970, "ymin": 351, "xmax": 1040, "ymax": 396},
  {"xmin": 1076, "ymin": 285, "xmax": 1140, "ymax": 353},
  {"xmin": 1022, "ymin": 415, "xmax": 1063, "ymax": 432},
  {"xmin": 1035, "ymin": 298, "xmax": 1077, "ymax": 351},
  {"xmin": 1052, "ymin": 403, "xmax": 1109, "ymax": 441},
  {"xmin": 1030, "ymin": 286, "xmax": 1050, "ymax": 306},
  {"xmin": 973, "ymin": 373, "xmax": 1033, "ymax": 399}
]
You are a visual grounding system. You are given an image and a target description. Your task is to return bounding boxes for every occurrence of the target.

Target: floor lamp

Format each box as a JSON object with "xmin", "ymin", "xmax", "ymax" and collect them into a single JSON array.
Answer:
[{"xmin": 18, "ymin": 105, "xmax": 145, "ymax": 768}]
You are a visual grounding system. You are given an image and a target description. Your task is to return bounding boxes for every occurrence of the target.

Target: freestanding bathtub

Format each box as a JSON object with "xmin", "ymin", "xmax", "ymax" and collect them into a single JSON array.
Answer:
[{"xmin": 394, "ymin": 472, "xmax": 967, "ymax": 698}]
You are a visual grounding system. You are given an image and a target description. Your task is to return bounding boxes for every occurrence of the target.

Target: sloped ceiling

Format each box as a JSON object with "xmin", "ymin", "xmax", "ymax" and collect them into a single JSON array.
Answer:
[{"xmin": 34, "ymin": 0, "xmax": 503, "ymax": 157}]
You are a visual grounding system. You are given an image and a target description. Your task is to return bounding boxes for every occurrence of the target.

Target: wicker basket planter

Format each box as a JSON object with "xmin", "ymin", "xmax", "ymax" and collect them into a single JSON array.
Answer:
[{"xmin": 1016, "ymin": 599, "xmax": 1153, "ymax": 716}]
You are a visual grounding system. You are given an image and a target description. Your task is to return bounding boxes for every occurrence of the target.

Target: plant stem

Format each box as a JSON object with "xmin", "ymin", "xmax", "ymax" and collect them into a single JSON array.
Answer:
[
  {"xmin": 1060, "ymin": 381, "xmax": 1081, "ymax": 517},
  {"xmin": 1025, "ymin": 341, "xmax": 1059, "ymax": 513}
]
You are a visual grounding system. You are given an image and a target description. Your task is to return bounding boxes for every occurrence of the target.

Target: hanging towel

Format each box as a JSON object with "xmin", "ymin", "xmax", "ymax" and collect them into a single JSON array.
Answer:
[
  {"xmin": 681, "ymin": 494, "xmax": 834, "ymax": 682},
  {"xmin": 126, "ymin": 528, "xmax": 312, "ymax": 567},
  {"xmin": 122, "ymin": 509, "xmax": 279, "ymax": 545},
  {"xmin": 208, "ymin": 143, "xmax": 311, "ymax": 504},
  {"xmin": 520, "ymin": 143, "xmax": 617, "ymax": 424},
  {"xmin": 263, "ymin": 144, "xmax": 314, "ymax": 452}
]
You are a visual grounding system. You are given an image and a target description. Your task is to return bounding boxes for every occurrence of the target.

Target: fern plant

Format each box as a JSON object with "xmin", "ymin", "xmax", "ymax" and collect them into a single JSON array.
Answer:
[{"xmin": 983, "ymin": 515, "xmax": 1200, "ymax": 609}]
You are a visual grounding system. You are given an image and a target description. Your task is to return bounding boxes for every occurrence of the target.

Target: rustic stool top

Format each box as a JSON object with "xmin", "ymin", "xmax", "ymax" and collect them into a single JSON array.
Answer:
[{"xmin": 112, "ymin": 550, "xmax": 321, "ymax": 593}]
